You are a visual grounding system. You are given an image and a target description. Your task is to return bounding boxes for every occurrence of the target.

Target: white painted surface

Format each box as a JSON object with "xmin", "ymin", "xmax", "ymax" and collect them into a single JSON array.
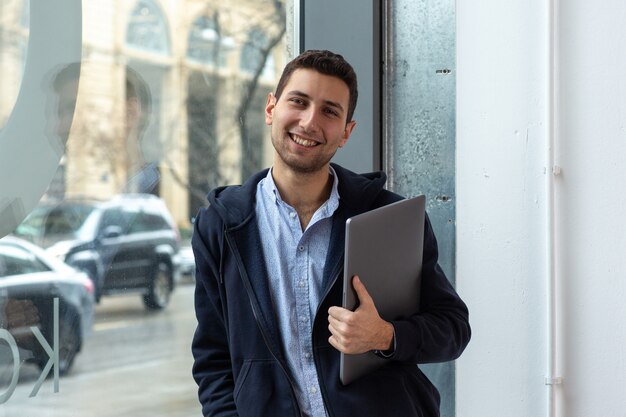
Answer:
[{"xmin": 456, "ymin": 0, "xmax": 626, "ymax": 416}]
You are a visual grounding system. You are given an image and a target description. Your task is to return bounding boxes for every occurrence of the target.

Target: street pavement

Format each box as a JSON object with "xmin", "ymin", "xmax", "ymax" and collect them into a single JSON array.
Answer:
[{"xmin": 0, "ymin": 282, "xmax": 201, "ymax": 417}]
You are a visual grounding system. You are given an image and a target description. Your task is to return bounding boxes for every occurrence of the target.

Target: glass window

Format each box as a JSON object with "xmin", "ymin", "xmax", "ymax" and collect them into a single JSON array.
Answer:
[
  {"xmin": 186, "ymin": 14, "xmax": 234, "ymax": 67},
  {"xmin": 20, "ymin": 0, "xmax": 30, "ymax": 27},
  {"xmin": 0, "ymin": 244, "xmax": 50, "ymax": 276},
  {"xmin": 240, "ymin": 27, "xmax": 268, "ymax": 74},
  {"xmin": 125, "ymin": 0, "xmax": 171, "ymax": 55},
  {"xmin": 98, "ymin": 208, "xmax": 126, "ymax": 232},
  {"xmin": 239, "ymin": 27, "xmax": 277, "ymax": 81},
  {"xmin": 0, "ymin": 0, "xmax": 29, "ymax": 130},
  {"xmin": 14, "ymin": 205, "xmax": 94, "ymax": 239},
  {"xmin": 128, "ymin": 211, "xmax": 168, "ymax": 233},
  {"xmin": 0, "ymin": 0, "xmax": 287, "ymax": 412}
]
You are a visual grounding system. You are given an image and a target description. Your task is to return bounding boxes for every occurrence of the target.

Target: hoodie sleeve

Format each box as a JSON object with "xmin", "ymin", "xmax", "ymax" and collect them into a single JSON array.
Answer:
[
  {"xmin": 389, "ymin": 213, "xmax": 471, "ymax": 364},
  {"xmin": 191, "ymin": 207, "xmax": 239, "ymax": 417}
]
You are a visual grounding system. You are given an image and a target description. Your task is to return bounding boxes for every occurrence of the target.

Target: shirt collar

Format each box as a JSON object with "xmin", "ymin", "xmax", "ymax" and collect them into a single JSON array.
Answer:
[{"xmin": 261, "ymin": 166, "xmax": 340, "ymax": 209}]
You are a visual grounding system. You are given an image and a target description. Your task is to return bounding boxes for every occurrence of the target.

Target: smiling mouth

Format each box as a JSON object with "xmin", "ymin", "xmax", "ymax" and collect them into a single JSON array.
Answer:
[{"xmin": 290, "ymin": 133, "xmax": 319, "ymax": 147}]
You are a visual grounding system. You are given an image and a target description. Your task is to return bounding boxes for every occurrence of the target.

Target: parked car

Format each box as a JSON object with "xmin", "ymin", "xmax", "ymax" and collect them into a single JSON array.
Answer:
[
  {"xmin": 0, "ymin": 236, "xmax": 94, "ymax": 375},
  {"xmin": 13, "ymin": 194, "xmax": 181, "ymax": 310},
  {"xmin": 174, "ymin": 245, "xmax": 196, "ymax": 281}
]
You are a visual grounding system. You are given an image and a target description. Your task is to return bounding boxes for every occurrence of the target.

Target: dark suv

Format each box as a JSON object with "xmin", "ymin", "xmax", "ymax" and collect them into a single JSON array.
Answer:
[{"xmin": 14, "ymin": 194, "xmax": 180, "ymax": 310}]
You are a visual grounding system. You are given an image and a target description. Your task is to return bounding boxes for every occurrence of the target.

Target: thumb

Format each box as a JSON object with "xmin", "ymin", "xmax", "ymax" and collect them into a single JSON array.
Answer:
[{"xmin": 352, "ymin": 275, "xmax": 374, "ymax": 307}]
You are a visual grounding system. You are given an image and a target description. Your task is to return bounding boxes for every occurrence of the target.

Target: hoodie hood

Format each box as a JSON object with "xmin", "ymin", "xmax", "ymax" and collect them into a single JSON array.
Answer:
[{"xmin": 207, "ymin": 163, "xmax": 388, "ymax": 229}]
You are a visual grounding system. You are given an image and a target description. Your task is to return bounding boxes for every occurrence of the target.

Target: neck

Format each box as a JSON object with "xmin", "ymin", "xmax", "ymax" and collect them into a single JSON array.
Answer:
[
  {"xmin": 271, "ymin": 164, "xmax": 333, "ymax": 229},
  {"xmin": 126, "ymin": 133, "xmax": 145, "ymax": 173}
]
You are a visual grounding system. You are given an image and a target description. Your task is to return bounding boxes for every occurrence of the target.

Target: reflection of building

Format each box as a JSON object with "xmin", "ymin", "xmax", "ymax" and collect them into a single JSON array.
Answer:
[{"xmin": 0, "ymin": 0, "xmax": 285, "ymax": 228}]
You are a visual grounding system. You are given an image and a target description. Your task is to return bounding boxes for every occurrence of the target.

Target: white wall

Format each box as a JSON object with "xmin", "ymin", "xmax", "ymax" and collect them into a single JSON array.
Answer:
[{"xmin": 456, "ymin": 1, "xmax": 626, "ymax": 416}]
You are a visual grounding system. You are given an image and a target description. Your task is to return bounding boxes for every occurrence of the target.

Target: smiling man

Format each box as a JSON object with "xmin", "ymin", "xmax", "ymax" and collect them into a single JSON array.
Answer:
[
  {"xmin": 268, "ymin": 68, "xmax": 355, "ymax": 175},
  {"xmin": 191, "ymin": 50, "xmax": 471, "ymax": 417}
]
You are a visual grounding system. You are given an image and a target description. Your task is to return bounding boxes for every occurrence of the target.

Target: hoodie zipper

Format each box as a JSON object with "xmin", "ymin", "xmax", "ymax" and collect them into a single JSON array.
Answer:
[
  {"xmin": 223, "ymin": 231, "xmax": 304, "ymax": 417},
  {"xmin": 218, "ymin": 227, "xmax": 226, "ymax": 284},
  {"xmin": 311, "ymin": 259, "xmax": 344, "ymax": 417}
]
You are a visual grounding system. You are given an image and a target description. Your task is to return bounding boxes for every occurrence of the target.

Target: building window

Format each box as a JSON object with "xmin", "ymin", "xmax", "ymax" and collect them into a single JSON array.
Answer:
[
  {"xmin": 240, "ymin": 28, "xmax": 270, "ymax": 75},
  {"xmin": 186, "ymin": 14, "xmax": 234, "ymax": 67},
  {"xmin": 125, "ymin": 0, "xmax": 171, "ymax": 55}
]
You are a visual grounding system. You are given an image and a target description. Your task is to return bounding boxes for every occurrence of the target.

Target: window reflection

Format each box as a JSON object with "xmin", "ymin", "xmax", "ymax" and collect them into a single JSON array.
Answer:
[
  {"xmin": 0, "ymin": 236, "xmax": 94, "ymax": 386},
  {"xmin": 126, "ymin": 0, "xmax": 171, "ymax": 55},
  {"xmin": 1, "ymin": 0, "xmax": 286, "ymax": 413},
  {"xmin": 240, "ymin": 28, "xmax": 269, "ymax": 74},
  {"xmin": 187, "ymin": 14, "xmax": 234, "ymax": 67},
  {"xmin": 19, "ymin": 0, "xmax": 29, "ymax": 26},
  {"xmin": 0, "ymin": 0, "xmax": 29, "ymax": 130}
]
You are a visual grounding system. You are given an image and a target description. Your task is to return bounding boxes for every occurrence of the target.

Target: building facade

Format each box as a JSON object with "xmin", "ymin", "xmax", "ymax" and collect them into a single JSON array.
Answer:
[{"xmin": 0, "ymin": 0, "xmax": 286, "ymax": 228}]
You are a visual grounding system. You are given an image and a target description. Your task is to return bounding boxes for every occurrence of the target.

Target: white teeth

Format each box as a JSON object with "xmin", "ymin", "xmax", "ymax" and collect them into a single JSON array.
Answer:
[{"xmin": 291, "ymin": 134, "xmax": 317, "ymax": 147}]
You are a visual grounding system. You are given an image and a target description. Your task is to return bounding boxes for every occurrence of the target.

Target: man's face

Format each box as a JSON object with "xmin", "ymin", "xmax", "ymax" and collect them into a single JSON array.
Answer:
[
  {"xmin": 54, "ymin": 78, "xmax": 79, "ymax": 141},
  {"xmin": 265, "ymin": 69, "xmax": 356, "ymax": 175}
]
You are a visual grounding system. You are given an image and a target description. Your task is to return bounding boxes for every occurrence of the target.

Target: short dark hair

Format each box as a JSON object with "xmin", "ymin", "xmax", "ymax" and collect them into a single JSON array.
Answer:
[
  {"xmin": 52, "ymin": 62, "xmax": 81, "ymax": 92},
  {"xmin": 274, "ymin": 50, "xmax": 358, "ymax": 123},
  {"xmin": 125, "ymin": 66, "xmax": 152, "ymax": 134}
]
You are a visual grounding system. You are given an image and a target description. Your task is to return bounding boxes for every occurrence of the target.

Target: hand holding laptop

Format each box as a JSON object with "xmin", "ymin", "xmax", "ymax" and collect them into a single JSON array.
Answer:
[
  {"xmin": 328, "ymin": 275, "xmax": 395, "ymax": 354},
  {"xmin": 339, "ymin": 195, "xmax": 425, "ymax": 384}
]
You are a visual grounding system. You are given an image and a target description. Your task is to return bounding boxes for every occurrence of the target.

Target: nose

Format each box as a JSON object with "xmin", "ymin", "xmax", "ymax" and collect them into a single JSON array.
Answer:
[{"xmin": 299, "ymin": 107, "xmax": 320, "ymax": 133}]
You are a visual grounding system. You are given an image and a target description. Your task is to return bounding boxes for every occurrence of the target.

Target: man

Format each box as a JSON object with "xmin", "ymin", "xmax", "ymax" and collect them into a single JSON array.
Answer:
[
  {"xmin": 49, "ymin": 64, "xmax": 158, "ymax": 195},
  {"xmin": 192, "ymin": 49, "xmax": 470, "ymax": 417},
  {"xmin": 122, "ymin": 66, "xmax": 160, "ymax": 195}
]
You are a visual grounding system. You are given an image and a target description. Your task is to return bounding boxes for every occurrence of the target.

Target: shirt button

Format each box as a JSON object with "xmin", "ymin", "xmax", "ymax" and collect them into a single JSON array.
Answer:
[
  {"xmin": 299, "ymin": 280, "xmax": 306, "ymax": 287},
  {"xmin": 304, "ymin": 352, "xmax": 312, "ymax": 359},
  {"xmin": 298, "ymin": 245, "xmax": 305, "ymax": 252},
  {"xmin": 289, "ymin": 211, "xmax": 297, "ymax": 218},
  {"xmin": 309, "ymin": 387, "xmax": 317, "ymax": 394}
]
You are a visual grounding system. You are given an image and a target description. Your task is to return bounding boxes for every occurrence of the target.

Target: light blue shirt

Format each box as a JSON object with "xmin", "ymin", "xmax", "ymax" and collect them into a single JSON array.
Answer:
[{"xmin": 255, "ymin": 167, "xmax": 339, "ymax": 417}]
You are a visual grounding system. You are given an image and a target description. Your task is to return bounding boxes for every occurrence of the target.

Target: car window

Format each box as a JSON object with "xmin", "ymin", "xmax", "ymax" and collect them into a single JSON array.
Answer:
[
  {"xmin": 97, "ymin": 208, "xmax": 125, "ymax": 233},
  {"xmin": 0, "ymin": 244, "xmax": 50, "ymax": 277},
  {"xmin": 136, "ymin": 212, "xmax": 169, "ymax": 232},
  {"xmin": 14, "ymin": 204, "xmax": 94, "ymax": 239},
  {"xmin": 99, "ymin": 207, "xmax": 144, "ymax": 235}
]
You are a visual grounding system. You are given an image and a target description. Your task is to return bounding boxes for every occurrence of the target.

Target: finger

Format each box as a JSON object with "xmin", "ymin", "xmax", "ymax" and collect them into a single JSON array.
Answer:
[
  {"xmin": 352, "ymin": 275, "xmax": 374, "ymax": 307},
  {"xmin": 328, "ymin": 305, "xmax": 352, "ymax": 321},
  {"xmin": 328, "ymin": 324, "xmax": 344, "ymax": 346},
  {"xmin": 328, "ymin": 315, "xmax": 348, "ymax": 335},
  {"xmin": 328, "ymin": 334, "xmax": 343, "ymax": 352}
]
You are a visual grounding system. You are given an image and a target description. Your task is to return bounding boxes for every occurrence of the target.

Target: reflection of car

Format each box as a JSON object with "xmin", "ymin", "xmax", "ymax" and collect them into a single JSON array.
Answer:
[
  {"xmin": 174, "ymin": 245, "xmax": 195, "ymax": 280},
  {"xmin": 13, "ymin": 194, "xmax": 181, "ymax": 310},
  {"xmin": 0, "ymin": 236, "xmax": 94, "ymax": 375}
]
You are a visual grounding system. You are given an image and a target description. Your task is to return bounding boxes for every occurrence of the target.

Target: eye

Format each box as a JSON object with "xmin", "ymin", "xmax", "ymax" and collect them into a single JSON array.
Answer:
[
  {"xmin": 324, "ymin": 107, "xmax": 339, "ymax": 117},
  {"xmin": 289, "ymin": 97, "xmax": 306, "ymax": 106}
]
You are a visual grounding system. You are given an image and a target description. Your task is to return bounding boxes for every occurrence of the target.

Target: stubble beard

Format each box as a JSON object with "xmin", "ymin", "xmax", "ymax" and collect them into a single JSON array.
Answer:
[{"xmin": 272, "ymin": 131, "xmax": 337, "ymax": 175}]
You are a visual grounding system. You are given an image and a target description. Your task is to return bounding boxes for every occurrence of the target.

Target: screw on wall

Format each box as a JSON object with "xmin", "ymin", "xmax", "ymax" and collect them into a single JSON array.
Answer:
[{"xmin": 436, "ymin": 69, "xmax": 452, "ymax": 75}]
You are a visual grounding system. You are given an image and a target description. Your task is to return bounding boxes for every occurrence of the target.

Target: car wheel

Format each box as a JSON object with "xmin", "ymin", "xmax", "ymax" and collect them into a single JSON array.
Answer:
[
  {"xmin": 37, "ymin": 316, "xmax": 81, "ymax": 376},
  {"xmin": 143, "ymin": 261, "xmax": 172, "ymax": 310}
]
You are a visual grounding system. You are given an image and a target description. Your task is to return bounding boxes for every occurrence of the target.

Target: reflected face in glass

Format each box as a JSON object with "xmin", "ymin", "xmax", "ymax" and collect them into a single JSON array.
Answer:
[
  {"xmin": 54, "ymin": 78, "xmax": 79, "ymax": 141},
  {"xmin": 265, "ymin": 69, "xmax": 356, "ymax": 174}
]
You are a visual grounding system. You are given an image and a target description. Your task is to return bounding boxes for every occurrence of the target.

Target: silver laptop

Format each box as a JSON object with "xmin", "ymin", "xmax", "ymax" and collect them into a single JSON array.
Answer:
[{"xmin": 340, "ymin": 195, "xmax": 425, "ymax": 385}]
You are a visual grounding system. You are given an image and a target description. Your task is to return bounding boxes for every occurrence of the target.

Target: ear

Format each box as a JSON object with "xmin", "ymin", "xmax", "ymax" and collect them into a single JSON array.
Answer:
[
  {"xmin": 265, "ymin": 93, "xmax": 277, "ymax": 125},
  {"xmin": 339, "ymin": 120, "xmax": 356, "ymax": 148}
]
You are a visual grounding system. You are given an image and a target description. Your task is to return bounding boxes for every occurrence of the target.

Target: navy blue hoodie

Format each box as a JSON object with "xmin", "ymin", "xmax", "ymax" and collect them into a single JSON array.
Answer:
[{"xmin": 191, "ymin": 163, "xmax": 471, "ymax": 417}]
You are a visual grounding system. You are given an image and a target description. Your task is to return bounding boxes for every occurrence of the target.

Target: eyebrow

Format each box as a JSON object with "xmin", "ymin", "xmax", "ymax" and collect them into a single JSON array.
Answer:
[{"xmin": 286, "ymin": 90, "xmax": 345, "ymax": 114}]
